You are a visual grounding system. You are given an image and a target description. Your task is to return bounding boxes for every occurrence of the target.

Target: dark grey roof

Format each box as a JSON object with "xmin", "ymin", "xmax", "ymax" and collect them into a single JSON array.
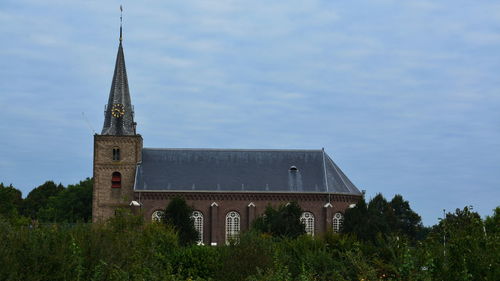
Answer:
[
  {"xmin": 134, "ymin": 148, "xmax": 361, "ymax": 195},
  {"xmin": 101, "ymin": 40, "xmax": 136, "ymax": 135}
]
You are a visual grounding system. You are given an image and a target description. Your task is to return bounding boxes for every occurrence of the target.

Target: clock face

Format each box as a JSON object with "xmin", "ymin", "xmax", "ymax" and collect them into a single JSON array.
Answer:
[{"xmin": 111, "ymin": 103, "xmax": 125, "ymax": 118}]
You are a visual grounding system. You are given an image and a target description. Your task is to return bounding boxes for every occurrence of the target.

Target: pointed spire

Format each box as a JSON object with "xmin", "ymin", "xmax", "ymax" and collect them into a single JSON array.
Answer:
[
  {"xmin": 119, "ymin": 5, "xmax": 123, "ymax": 42},
  {"xmin": 101, "ymin": 6, "xmax": 136, "ymax": 136}
]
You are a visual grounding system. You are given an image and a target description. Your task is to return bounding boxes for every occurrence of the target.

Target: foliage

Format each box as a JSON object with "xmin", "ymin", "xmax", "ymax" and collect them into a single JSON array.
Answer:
[
  {"xmin": 423, "ymin": 206, "xmax": 499, "ymax": 280},
  {"xmin": 0, "ymin": 178, "xmax": 498, "ymax": 280},
  {"xmin": 342, "ymin": 196, "xmax": 371, "ymax": 240},
  {"xmin": 38, "ymin": 178, "xmax": 93, "ymax": 223},
  {"xmin": 0, "ymin": 183, "xmax": 23, "ymax": 219},
  {"xmin": 343, "ymin": 194, "xmax": 423, "ymax": 242},
  {"xmin": 163, "ymin": 196, "xmax": 199, "ymax": 246},
  {"xmin": 2, "ymin": 179, "xmax": 92, "ymax": 224},
  {"xmin": 252, "ymin": 201, "xmax": 306, "ymax": 239},
  {"xmin": 484, "ymin": 206, "xmax": 500, "ymax": 235},
  {"xmin": 22, "ymin": 181, "xmax": 64, "ymax": 219},
  {"xmin": 171, "ymin": 244, "xmax": 220, "ymax": 280},
  {"xmin": 389, "ymin": 194, "xmax": 423, "ymax": 238},
  {"xmin": 0, "ymin": 204, "xmax": 499, "ymax": 281},
  {"xmin": 217, "ymin": 231, "xmax": 274, "ymax": 281}
]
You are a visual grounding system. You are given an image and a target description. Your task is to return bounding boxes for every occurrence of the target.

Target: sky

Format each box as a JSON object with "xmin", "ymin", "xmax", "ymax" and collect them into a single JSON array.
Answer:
[{"xmin": 0, "ymin": 0, "xmax": 499, "ymax": 225}]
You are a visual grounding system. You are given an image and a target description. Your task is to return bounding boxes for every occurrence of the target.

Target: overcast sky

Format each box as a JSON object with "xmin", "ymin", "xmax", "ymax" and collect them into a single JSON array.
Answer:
[{"xmin": 1, "ymin": 0, "xmax": 499, "ymax": 225}]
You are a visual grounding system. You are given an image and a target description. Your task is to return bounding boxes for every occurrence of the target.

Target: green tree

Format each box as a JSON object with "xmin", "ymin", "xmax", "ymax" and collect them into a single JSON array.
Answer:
[
  {"xmin": 426, "ymin": 206, "xmax": 498, "ymax": 280},
  {"xmin": 389, "ymin": 194, "xmax": 423, "ymax": 240},
  {"xmin": 484, "ymin": 206, "xmax": 500, "ymax": 236},
  {"xmin": 38, "ymin": 178, "xmax": 93, "ymax": 223},
  {"xmin": 0, "ymin": 183, "xmax": 23, "ymax": 218},
  {"xmin": 343, "ymin": 194, "xmax": 424, "ymax": 242},
  {"xmin": 342, "ymin": 197, "xmax": 371, "ymax": 240},
  {"xmin": 163, "ymin": 196, "xmax": 198, "ymax": 246},
  {"xmin": 367, "ymin": 193, "xmax": 393, "ymax": 236},
  {"xmin": 252, "ymin": 201, "xmax": 305, "ymax": 239},
  {"xmin": 22, "ymin": 181, "xmax": 64, "ymax": 219},
  {"xmin": 343, "ymin": 195, "xmax": 392, "ymax": 241}
]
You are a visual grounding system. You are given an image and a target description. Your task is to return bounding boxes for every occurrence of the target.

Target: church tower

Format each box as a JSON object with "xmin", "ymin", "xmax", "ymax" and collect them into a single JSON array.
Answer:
[{"xmin": 92, "ymin": 21, "xmax": 142, "ymax": 222}]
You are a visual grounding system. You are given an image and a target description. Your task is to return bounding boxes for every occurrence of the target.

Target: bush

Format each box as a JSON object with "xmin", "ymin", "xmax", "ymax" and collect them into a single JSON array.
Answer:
[
  {"xmin": 0, "ymin": 205, "xmax": 498, "ymax": 281},
  {"xmin": 252, "ymin": 202, "xmax": 306, "ymax": 239},
  {"xmin": 217, "ymin": 231, "xmax": 274, "ymax": 281},
  {"xmin": 163, "ymin": 196, "xmax": 199, "ymax": 246}
]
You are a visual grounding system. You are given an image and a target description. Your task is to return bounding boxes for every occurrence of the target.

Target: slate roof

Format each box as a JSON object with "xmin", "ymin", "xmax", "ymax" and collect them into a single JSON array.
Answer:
[
  {"xmin": 101, "ymin": 40, "xmax": 136, "ymax": 135},
  {"xmin": 134, "ymin": 148, "xmax": 361, "ymax": 195}
]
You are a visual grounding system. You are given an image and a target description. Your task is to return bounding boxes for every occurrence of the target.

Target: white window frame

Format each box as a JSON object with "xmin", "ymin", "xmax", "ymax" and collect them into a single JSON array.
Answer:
[
  {"xmin": 300, "ymin": 211, "xmax": 315, "ymax": 236},
  {"xmin": 192, "ymin": 211, "xmax": 204, "ymax": 245},
  {"xmin": 225, "ymin": 211, "xmax": 240, "ymax": 244},
  {"xmin": 333, "ymin": 212, "xmax": 344, "ymax": 233}
]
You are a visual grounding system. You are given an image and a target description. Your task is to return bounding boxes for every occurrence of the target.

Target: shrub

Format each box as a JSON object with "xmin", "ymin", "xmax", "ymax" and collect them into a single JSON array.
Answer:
[
  {"xmin": 163, "ymin": 196, "xmax": 199, "ymax": 246},
  {"xmin": 252, "ymin": 202, "xmax": 305, "ymax": 239}
]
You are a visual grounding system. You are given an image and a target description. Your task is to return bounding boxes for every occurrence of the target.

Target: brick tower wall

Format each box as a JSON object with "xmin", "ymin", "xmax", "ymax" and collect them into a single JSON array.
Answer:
[{"xmin": 92, "ymin": 134, "xmax": 143, "ymax": 222}]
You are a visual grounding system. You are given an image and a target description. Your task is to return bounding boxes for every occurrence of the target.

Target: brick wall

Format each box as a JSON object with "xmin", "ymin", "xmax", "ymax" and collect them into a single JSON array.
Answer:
[
  {"xmin": 92, "ymin": 134, "xmax": 143, "ymax": 222},
  {"xmin": 135, "ymin": 191, "xmax": 360, "ymax": 245}
]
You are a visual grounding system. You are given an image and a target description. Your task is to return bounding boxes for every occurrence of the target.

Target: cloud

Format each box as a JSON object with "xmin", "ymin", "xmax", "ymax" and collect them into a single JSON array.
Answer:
[{"xmin": 0, "ymin": 0, "xmax": 499, "ymax": 223}]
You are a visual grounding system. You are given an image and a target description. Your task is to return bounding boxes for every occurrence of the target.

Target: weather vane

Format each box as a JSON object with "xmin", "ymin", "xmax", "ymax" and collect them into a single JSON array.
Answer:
[{"xmin": 119, "ymin": 5, "xmax": 123, "ymax": 42}]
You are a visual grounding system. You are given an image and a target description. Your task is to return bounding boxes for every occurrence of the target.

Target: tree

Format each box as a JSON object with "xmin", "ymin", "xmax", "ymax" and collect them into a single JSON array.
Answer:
[
  {"xmin": 367, "ymin": 193, "xmax": 393, "ymax": 236},
  {"xmin": 252, "ymin": 201, "xmax": 306, "ymax": 238},
  {"xmin": 426, "ymin": 206, "xmax": 497, "ymax": 280},
  {"xmin": 342, "ymin": 197, "xmax": 371, "ymax": 240},
  {"xmin": 38, "ymin": 178, "xmax": 93, "ymax": 223},
  {"xmin": 389, "ymin": 194, "xmax": 422, "ymax": 239},
  {"xmin": 343, "ymin": 194, "xmax": 392, "ymax": 241},
  {"xmin": 0, "ymin": 183, "xmax": 23, "ymax": 219},
  {"xmin": 22, "ymin": 181, "xmax": 64, "ymax": 219},
  {"xmin": 163, "ymin": 196, "xmax": 198, "ymax": 246},
  {"xmin": 484, "ymin": 206, "xmax": 500, "ymax": 235},
  {"xmin": 343, "ymin": 194, "xmax": 423, "ymax": 242}
]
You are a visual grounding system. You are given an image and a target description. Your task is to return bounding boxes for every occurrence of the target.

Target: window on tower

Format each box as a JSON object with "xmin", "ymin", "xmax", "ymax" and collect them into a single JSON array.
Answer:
[
  {"xmin": 111, "ymin": 172, "xmax": 121, "ymax": 188},
  {"xmin": 112, "ymin": 147, "xmax": 120, "ymax": 161}
]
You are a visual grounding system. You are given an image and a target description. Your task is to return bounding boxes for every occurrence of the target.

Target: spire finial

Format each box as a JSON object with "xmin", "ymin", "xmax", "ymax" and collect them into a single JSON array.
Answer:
[{"xmin": 119, "ymin": 5, "xmax": 123, "ymax": 42}]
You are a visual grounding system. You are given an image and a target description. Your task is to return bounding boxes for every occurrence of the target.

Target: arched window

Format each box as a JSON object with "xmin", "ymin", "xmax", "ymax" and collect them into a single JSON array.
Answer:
[
  {"xmin": 333, "ymin": 212, "xmax": 344, "ymax": 233},
  {"xmin": 300, "ymin": 212, "xmax": 315, "ymax": 236},
  {"xmin": 225, "ymin": 211, "xmax": 240, "ymax": 244},
  {"xmin": 152, "ymin": 210, "xmax": 164, "ymax": 222},
  {"xmin": 111, "ymin": 172, "xmax": 121, "ymax": 188},
  {"xmin": 112, "ymin": 147, "xmax": 120, "ymax": 161},
  {"xmin": 192, "ymin": 211, "xmax": 204, "ymax": 245}
]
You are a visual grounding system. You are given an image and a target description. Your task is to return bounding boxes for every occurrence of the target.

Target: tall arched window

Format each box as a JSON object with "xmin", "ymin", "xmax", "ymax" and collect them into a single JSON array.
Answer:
[
  {"xmin": 333, "ymin": 212, "xmax": 344, "ymax": 233},
  {"xmin": 300, "ymin": 212, "xmax": 315, "ymax": 236},
  {"xmin": 192, "ymin": 211, "xmax": 204, "ymax": 245},
  {"xmin": 152, "ymin": 210, "xmax": 164, "ymax": 222},
  {"xmin": 225, "ymin": 211, "xmax": 240, "ymax": 244},
  {"xmin": 111, "ymin": 172, "xmax": 121, "ymax": 188},
  {"xmin": 112, "ymin": 147, "xmax": 120, "ymax": 161}
]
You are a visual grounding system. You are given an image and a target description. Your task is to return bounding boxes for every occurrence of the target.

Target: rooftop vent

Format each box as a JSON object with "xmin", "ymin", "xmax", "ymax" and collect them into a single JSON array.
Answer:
[{"xmin": 289, "ymin": 165, "xmax": 298, "ymax": 171}]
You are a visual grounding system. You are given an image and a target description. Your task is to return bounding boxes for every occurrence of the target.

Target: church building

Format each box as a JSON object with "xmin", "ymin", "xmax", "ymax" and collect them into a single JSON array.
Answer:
[{"xmin": 92, "ymin": 28, "xmax": 363, "ymax": 245}]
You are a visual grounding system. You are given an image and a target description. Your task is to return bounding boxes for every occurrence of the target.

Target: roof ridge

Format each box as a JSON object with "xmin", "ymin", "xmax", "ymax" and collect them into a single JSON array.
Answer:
[{"xmin": 142, "ymin": 147, "xmax": 323, "ymax": 152}]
